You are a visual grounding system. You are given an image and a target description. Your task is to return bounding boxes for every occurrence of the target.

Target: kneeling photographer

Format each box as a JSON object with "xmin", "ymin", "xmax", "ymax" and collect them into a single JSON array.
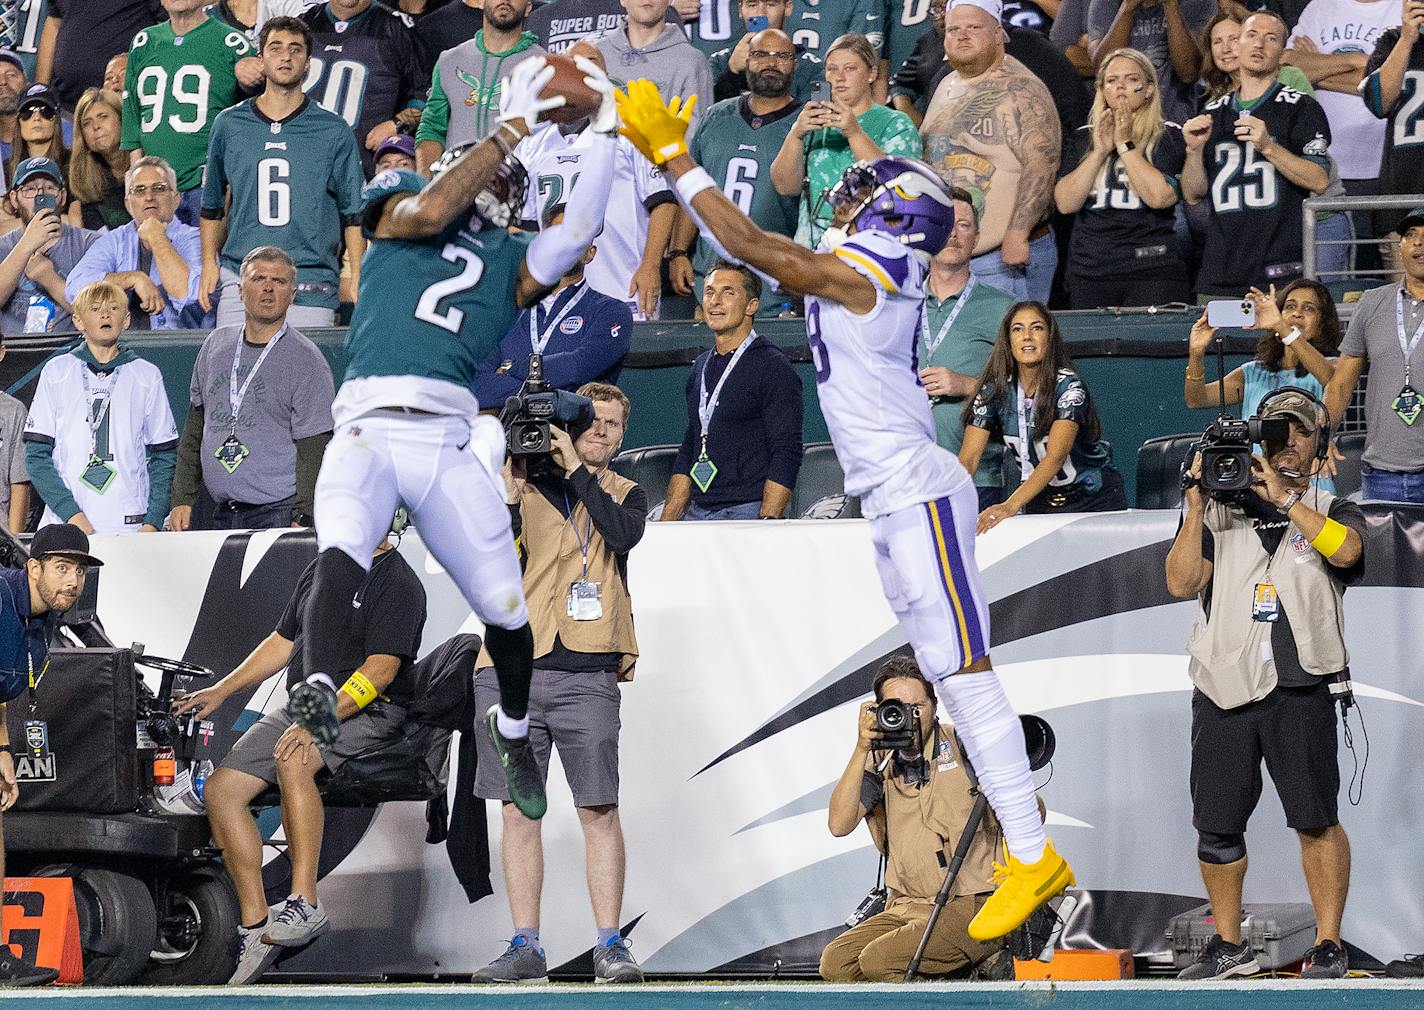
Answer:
[
  {"xmin": 1165, "ymin": 389, "xmax": 1364, "ymax": 982},
  {"xmin": 821, "ymin": 657, "xmax": 1006, "ymax": 982},
  {"xmin": 473, "ymin": 381, "xmax": 647, "ymax": 985}
]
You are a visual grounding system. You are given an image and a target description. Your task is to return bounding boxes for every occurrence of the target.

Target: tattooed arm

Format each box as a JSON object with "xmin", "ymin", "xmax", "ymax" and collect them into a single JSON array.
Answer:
[{"xmin": 1003, "ymin": 69, "xmax": 1062, "ymax": 266}]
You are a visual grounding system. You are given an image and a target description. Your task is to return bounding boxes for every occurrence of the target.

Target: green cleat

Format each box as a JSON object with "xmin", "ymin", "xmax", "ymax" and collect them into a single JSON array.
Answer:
[{"xmin": 483, "ymin": 706, "xmax": 546, "ymax": 820}]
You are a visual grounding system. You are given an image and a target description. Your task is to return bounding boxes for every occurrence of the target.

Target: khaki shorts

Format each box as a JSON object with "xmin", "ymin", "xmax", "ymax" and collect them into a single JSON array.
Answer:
[{"xmin": 220, "ymin": 702, "xmax": 406, "ymax": 785}]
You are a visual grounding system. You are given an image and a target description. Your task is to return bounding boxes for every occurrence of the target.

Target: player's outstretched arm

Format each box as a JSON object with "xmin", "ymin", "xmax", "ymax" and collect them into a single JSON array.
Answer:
[
  {"xmin": 516, "ymin": 56, "xmax": 620, "ymax": 308},
  {"xmin": 616, "ymin": 80, "xmax": 876, "ymax": 314}
]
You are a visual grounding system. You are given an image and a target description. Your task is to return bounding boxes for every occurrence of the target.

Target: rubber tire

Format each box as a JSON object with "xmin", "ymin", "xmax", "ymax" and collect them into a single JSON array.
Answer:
[
  {"xmin": 139, "ymin": 867, "xmax": 241, "ymax": 985},
  {"xmin": 68, "ymin": 867, "xmax": 159, "ymax": 985}
]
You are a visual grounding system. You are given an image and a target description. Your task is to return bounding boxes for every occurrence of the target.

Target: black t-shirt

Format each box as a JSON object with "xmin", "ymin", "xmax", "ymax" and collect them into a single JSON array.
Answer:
[
  {"xmin": 1065, "ymin": 122, "xmax": 1186, "ymax": 280},
  {"xmin": 51, "ymin": 0, "xmax": 165, "ymax": 110},
  {"xmin": 1200, "ymin": 495, "xmax": 1366, "ymax": 686},
  {"xmin": 1195, "ymin": 82, "xmax": 1332, "ymax": 295},
  {"xmin": 1364, "ymin": 27, "xmax": 1424, "ymax": 235},
  {"xmin": 415, "ymin": 1, "xmax": 483, "ymax": 67},
  {"xmin": 276, "ymin": 549, "xmax": 428, "ymax": 704}
]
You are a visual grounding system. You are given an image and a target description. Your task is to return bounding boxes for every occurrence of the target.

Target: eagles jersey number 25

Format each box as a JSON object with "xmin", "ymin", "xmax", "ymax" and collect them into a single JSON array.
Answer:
[{"xmin": 1210, "ymin": 143, "xmax": 1278, "ymax": 213}]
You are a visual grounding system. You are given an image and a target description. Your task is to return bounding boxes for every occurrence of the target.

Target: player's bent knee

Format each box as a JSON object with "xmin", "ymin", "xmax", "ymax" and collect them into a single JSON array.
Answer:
[
  {"xmin": 1198, "ymin": 829, "xmax": 1246, "ymax": 864},
  {"xmin": 471, "ymin": 583, "xmax": 529, "ymax": 631}
]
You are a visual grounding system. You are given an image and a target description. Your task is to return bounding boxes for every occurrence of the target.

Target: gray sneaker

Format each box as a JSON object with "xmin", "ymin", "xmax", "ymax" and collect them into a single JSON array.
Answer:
[
  {"xmin": 1178, "ymin": 934, "xmax": 1260, "ymax": 980},
  {"xmin": 1300, "ymin": 939, "xmax": 1349, "ymax": 979},
  {"xmin": 593, "ymin": 937, "xmax": 644, "ymax": 983},
  {"xmin": 472, "ymin": 937, "xmax": 549, "ymax": 983},
  {"xmin": 263, "ymin": 895, "xmax": 329, "ymax": 948},
  {"xmin": 228, "ymin": 926, "xmax": 280, "ymax": 985}
]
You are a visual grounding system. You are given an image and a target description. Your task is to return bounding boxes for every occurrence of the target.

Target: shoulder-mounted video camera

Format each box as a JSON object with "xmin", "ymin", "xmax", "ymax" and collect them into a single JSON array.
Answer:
[{"xmin": 499, "ymin": 353, "xmax": 595, "ymax": 477}]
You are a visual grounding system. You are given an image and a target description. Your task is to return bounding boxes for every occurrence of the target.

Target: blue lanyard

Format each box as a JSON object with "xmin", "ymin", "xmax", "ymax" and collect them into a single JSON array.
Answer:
[{"xmin": 562, "ymin": 488, "xmax": 593, "ymax": 578}]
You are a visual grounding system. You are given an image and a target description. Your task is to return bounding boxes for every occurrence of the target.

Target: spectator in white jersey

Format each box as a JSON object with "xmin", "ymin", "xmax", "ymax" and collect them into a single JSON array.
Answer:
[
  {"xmin": 0, "ymin": 157, "xmax": 96, "ymax": 334},
  {"xmin": 22, "ymin": 280, "xmax": 178, "ymax": 535},
  {"xmin": 170, "ymin": 246, "xmax": 335, "ymax": 532},
  {"xmin": 595, "ymin": 0, "xmax": 713, "ymax": 132},
  {"xmin": 516, "ymin": 39, "xmax": 675, "ymax": 318},
  {"xmin": 0, "ymin": 335, "xmax": 30, "ymax": 532}
]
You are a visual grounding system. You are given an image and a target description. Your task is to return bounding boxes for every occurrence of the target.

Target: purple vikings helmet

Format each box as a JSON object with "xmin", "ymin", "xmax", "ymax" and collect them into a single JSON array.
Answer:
[{"xmin": 825, "ymin": 157, "xmax": 955, "ymax": 255}]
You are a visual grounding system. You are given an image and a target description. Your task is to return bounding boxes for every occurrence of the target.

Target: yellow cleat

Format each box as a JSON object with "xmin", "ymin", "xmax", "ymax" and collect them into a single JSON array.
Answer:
[{"xmin": 967, "ymin": 839, "xmax": 1075, "ymax": 942}]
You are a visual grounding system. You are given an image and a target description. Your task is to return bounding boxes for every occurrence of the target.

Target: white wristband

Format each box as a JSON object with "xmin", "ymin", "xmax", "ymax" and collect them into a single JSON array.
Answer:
[
  {"xmin": 1281, "ymin": 326, "xmax": 1300, "ymax": 346},
  {"xmin": 675, "ymin": 166, "xmax": 717, "ymax": 205}
]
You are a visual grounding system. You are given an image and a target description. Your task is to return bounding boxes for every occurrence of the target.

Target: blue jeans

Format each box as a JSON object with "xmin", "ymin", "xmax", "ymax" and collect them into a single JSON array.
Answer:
[
  {"xmin": 969, "ymin": 230, "xmax": 1058, "ymax": 303},
  {"xmin": 1361, "ymin": 465, "xmax": 1424, "ymax": 504},
  {"xmin": 685, "ymin": 500, "xmax": 763, "ymax": 521},
  {"xmin": 1314, "ymin": 212, "xmax": 1353, "ymax": 281}
]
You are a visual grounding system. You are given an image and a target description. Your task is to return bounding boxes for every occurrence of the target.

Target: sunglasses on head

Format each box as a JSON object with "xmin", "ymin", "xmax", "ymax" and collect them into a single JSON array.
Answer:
[{"xmin": 20, "ymin": 105, "xmax": 56, "ymax": 121}]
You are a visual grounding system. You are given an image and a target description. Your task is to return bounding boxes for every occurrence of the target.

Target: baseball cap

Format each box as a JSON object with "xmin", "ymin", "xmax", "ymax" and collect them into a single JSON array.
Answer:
[
  {"xmin": 0, "ymin": 51, "xmax": 23, "ymax": 75},
  {"xmin": 948, "ymin": 0, "xmax": 1009, "ymax": 39},
  {"xmin": 29, "ymin": 523, "xmax": 103, "ymax": 568},
  {"xmin": 375, "ymin": 132, "xmax": 416, "ymax": 160},
  {"xmin": 1395, "ymin": 207, "xmax": 1424, "ymax": 235},
  {"xmin": 18, "ymin": 82, "xmax": 58, "ymax": 115},
  {"xmin": 11, "ymin": 157, "xmax": 63, "ymax": 190},
  {"xmin": 1259, "ymin": 389, "xmax": 1320, "ymax": 432}
]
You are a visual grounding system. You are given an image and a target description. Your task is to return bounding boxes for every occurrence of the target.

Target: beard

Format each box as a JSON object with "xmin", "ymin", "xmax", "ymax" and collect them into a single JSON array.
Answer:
[
  {"xmin": 748, "ymin": 69, "xmax": 790, "ymax": 98},
  {"xmin": 486, "ymin": 5, "xmax": 524, "ymax": 30},
  {"xmin": 0, "ymin": 92, "xmax": 18, "ymax": 117}
]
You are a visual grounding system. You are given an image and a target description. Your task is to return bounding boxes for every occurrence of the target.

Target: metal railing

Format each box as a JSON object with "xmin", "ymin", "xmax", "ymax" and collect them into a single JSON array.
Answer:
[{"xmin": 1302, "ymin": 192, "xmax": 1424, "ymax": 282}]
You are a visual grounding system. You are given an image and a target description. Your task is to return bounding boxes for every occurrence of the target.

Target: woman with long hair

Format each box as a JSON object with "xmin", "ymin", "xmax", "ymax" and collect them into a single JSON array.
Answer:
[
  {"xmin": 1055, "ymin": 48, "xmax": 1188, "ymax": 308},
  {"xmin": 960, "ymin": 302, "xmax": 1125, "ymax": 531},
  {"xmin": 7, "ymin": 85, "xmax": 68, "ymax": 194},
  {"xmin": 770, "ymin": 33, "xmax": 920, "ymax": 249},
  {"xmin": 1198, "ymin": 8, "xmax": 1314, "ymax": 108},
  {"xmin": 67, "ymin": 88, "xmax": 129, "ymax": 231}
]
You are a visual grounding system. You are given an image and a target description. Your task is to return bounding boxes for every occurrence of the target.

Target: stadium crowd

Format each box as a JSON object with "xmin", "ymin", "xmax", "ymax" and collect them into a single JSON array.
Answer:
[{"xmin": 0, "ymin": 0, "xmax": 1414, "ymax": 533}]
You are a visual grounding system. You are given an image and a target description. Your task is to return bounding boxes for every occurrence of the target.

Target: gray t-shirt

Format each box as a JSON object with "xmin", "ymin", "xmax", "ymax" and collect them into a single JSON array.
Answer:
[
  {"xmin": 190, "ymin": 324, "xmax": 335, "ymax": 506},
  {"xmin": 1087, "ymin": 0, "xmax": 1215, "ymax": 125},
  {"xmin": 1341, "ymin": 282, "xmax": 1424, "ymax": 472},
  {"xmin": 0, "ymin": 392, "xmax": 27, "ymax": 521},
  {"xmin": 0, "ymin": 224, "xmax": 99, "ymax": 334}
]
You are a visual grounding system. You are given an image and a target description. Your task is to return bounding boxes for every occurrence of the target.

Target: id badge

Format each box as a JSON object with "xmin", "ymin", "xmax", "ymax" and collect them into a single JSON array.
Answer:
[
  {"xmin": 567, "ymin": 579, "xmax": 603, "ymax": 621},
  {"xmin": 1394, "ymin": 384, "xmax": 1421, "ymax": 426},
  {"xmin": 690, "ymin": 452, "xmax": 718, "ymax": 493},
  {"xmin": 1251, "ymin": 582, "xmax": 1280, "ymax": 623},
  {"xmin": 22, "ymin": 719, "xmax": 50, "ymax": 760},
  {"xmin": 79, "ymin": 455, "xmax": 116, "ymax": 493},
  {"xmin": 215, "ymin": 434, "xmax": 250, "ymax": 474}
]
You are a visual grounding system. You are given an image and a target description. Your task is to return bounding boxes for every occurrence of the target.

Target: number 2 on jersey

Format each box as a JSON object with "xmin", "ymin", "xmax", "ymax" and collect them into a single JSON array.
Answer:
[{"xmin": 414, "ymin": 244, "xmax": 486, "ymax": 333}]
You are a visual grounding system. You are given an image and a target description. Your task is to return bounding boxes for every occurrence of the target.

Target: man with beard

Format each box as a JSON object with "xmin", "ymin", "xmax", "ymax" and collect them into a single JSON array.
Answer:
[
  {"xmin": 920, "ymin": 0, "xmax": 1060, "ymax": 302},
  {"xmin": 668, "ymin": 28, "xmax": 802, "ymax": 315},
  {"xmin": 416, "ymin": 0, "xmax": 546, "ymax": 171},
  {"xmin": 0, "ymin": 523, "xmax": 102, "ymax": 986},
  {"xmin": 0, "ymin": 51, "xmax": 27, "ymax": 168},
  {"xmin": 705, "ymin": 0, "xmax": 823, "ymax": 101},
  {"xmin": 199, "ymin": 16, "xmax": 366, "ymax": 328}
]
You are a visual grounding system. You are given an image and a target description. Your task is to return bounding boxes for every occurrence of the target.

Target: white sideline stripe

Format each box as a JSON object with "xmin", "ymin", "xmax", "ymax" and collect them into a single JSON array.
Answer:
[{"xmin": 5, "ymin": 980, "xmax": 1424, "ymax": 997}]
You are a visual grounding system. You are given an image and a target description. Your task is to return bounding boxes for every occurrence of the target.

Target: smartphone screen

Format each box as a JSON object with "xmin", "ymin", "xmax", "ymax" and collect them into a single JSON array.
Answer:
[{"xmin": 747, "ymin": 14, "xmax": 768, "ymax": 31}]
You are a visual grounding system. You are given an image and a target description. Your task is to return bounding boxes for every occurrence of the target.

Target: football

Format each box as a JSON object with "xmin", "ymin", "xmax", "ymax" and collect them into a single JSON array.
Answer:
[{"xmin": 538, "ymin": 53, "xmax": 602, "ymax": 125}]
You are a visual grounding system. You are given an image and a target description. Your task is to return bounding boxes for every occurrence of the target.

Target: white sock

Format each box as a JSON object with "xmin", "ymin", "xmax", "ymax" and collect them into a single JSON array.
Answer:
[
  {"xmin": 933, "ymin": 670, "xmax": 1047, "ymax": 864},
  {"xmin": 496, "ymin": 707, "xmax": 530, "ymax": 740}
]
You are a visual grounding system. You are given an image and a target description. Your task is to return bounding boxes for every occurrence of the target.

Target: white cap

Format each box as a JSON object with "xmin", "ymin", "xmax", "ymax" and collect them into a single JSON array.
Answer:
[{"xmin": 948, "ymin": 0, "xmax": 1010, "ymax": 39}]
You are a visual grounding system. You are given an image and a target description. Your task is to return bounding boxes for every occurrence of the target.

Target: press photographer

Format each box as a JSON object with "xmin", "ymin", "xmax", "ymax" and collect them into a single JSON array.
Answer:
[
  {"xmin": 1165, "ymin": 388, "xmax": 1364, "ymax": 981},
  {"xmin": 473, "ymin": 382, "xmax": 648, "ymax": 985},
  {"xmin": 821, "ymin": 656, "xmax": 1006, "ymax": 982}
]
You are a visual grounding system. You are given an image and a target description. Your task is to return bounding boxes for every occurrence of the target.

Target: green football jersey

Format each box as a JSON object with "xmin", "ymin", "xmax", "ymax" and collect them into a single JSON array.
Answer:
[
  {"xmin": 122, "ymin": 16, "xmax": 253, "ymax": 191},
  {"xmin": 883, "ymin": 0, "xmax": 935, "ymax": 79},
  {"xmin": 344, "ymin": 170, "xmax": 534, "ymax": 389},
  {"xmin": 202, "ymin": 98, "xmax": 365, "ymax": 309},
  {"xmin": 683, "ymin": 0, "xmax": 738, "ymax": 61}
]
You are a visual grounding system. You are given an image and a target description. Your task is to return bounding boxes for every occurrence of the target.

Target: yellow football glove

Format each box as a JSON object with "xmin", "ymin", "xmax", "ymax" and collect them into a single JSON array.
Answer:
[{"xmin": 614, "ymin": 79, "xmax": 697, "ymax": 165}]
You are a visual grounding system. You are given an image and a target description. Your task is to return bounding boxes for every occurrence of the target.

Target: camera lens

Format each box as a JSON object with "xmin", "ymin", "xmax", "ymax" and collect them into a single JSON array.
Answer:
[
  {"xmin": 517, "ymin": 428, "xmax": 543, "ymax": 451},
  {"xmin": 877, "ymin": 701, "xmax": 907, "ymax": 731},
  {"xmin": 1213, "ymin": 455, "xmax": 1240, "ymax": 482}
]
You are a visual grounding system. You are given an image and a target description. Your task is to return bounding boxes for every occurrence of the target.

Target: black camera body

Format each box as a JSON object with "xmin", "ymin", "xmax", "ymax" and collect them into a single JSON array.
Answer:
[
  {"xmin": 872, "ymin": 699, "xmax": 922, "ymax": 752},
  {"xmin": 1192, "ymin": 413, "xmax": 1290, "ymax": 502},
  {"xmin": 500, "ymin": 354, "xmax": 595, "ymax": 465}
]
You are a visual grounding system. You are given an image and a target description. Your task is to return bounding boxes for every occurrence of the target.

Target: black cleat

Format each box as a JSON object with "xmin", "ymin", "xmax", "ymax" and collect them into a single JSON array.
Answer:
[
  {"xmin": 0, "ymin": 951, "xmax": 58, "ymax": 987},
  {"xmin": 287, "ymin": 678, "xmax": 340, "ymax": 746},
  {"xmin": 483, "ymin": 706, "xmax": 546, "ymax": 820}
]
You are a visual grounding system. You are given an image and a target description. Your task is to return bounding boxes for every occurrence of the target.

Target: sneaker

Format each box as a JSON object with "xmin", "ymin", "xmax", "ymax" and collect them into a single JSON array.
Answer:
[
  {"xmin": 0, "ymin": 950, "xmax": 57, "ymax": 987},
  {"xmin": 1177, "ymin": 934, "xmax": 1261, "ymax": 980},
  {"xmin": 1386, "ymin": 953, "xmax": 1424, "ymax": 978},
  {"xmin": 228, "ymin": 925, "xmax": 281, "ymax": 985},
  {"xmin": 262, "ymin": 895, "xmax": 330, "ymax": 948},
  {"xmin": 593, "ymin": 937, "xmax": 645, "ymax": 983},
  {"xmin": 967, "ymin": 839, "xmax": 1075, "ymax": 942},
  {"xmin": 1300, "ymin": 939, "xmax": 1348, "ymax": 979},
  {"xmin": 483, "ymin": 705, "xmax": 546, "ymax": 820},
  {"xmin": 471, "ymin": 936, "xmax": 549, "ymax": 983},
  {"xmin": 287, "ymin": 677, "xmax": 340, "ymax": 746}
]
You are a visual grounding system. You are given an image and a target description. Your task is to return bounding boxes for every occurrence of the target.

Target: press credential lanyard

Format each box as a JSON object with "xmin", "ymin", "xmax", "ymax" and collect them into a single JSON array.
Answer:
[
  {"xmin": 700, "ymin": 335, "xmax": 755, "ymax": 443},
  {"xmin": 1015, "ymin": 381, "xmax": 1035, "ymax": 481},
  {"xmin": 1393, "ymin": 288, "xmax": 1424, "ymax": 425},
  {"xmin": 230, "ymin": 325, "xmax": 286, "ymax": 434},
  {"xmin": 563, "ymin": 488, "xmax": 593, "ymax": 579},
  {"xmin": 920, "ymin": 276, "xmax": 977, "ymax": 358},
  {"xmin": 530, "ymin": 283, "xmax": 590, "ymax": 355}
]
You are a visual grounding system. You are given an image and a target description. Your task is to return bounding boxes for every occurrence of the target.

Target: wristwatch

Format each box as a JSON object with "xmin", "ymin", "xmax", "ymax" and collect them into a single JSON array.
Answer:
[
  {"xmin": 1279, "ymin": 490, "xmax": 1303, "ymax": 512},
  {"xmin": 1280, "ymin": 326, "xmax": 1301, "ymax": 346},
  {"xmin": 1116, "ymin": 140, "xmax": 1136, "ymax": 155}
]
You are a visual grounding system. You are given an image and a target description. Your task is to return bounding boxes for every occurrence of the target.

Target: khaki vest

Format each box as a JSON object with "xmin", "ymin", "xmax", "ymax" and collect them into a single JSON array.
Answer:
[
  {"xmin": 478, "ymin": 470, "xmax": 640, "ymax": 680},
  {"xmin": 875, "ymin": 726, "xmax": 1000, "ymax": 904},
  {"xmin": 1186, "ymin": 495, "xmax": 1350, "ymax": 710}
]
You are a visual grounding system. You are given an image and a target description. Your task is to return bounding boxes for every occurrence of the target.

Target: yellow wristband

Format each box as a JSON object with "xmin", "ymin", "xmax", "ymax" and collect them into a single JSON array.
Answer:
[
  {"xmin": 1311, "ymin": 518, "xmax": 1348, "ymax": 559},
  {"xmin": 340, "ymin": 671, "xmax": 378, "ymax": 710}
]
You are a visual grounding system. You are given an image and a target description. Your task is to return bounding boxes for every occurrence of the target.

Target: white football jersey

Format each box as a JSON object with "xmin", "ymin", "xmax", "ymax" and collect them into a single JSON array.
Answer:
[
  {"xmin": 515, "ymin": 123, "xmax": 671, "ymax": 318},
  {"xmin": 809, "ymin": 230, "xmax": 972, "ymax": 517},
  {"xmin": 24, "ymin": 351, "xmax": 179, "ymax": 533}
]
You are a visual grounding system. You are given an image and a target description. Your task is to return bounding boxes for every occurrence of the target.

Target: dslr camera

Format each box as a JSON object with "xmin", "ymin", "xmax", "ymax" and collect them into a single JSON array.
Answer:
[
  {"xmin": 1188, "ymin": 413, "xmax": 1289, "ymax": 503},
  {"xmin": 499, "ymin": 353, "xmax": 595, "ymax": 470},
  {"xmin": 870, "ymin": 699, "xmax": 922, "ymax": 752}
]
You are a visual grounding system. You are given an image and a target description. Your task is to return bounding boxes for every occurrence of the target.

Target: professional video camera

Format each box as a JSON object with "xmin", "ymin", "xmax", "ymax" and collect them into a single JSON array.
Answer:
[
  {"xmin": 1187, "ymin": 333, "xmax": 1289, "ymax": 502},
  {"xmin": 499, "ymin": 354, "xmax": 595, "ymax": 470}
]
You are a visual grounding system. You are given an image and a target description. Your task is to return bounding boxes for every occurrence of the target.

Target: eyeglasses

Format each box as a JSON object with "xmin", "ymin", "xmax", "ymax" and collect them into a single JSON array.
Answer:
[
  {"xmin": 129, "ymin": 183, "xmax": 172, "ymax": 196},
  {"xmin": 16, "ymin": 183, "xmax": 60, "ymax": 198},
  {"xmin": 19, "ymin": 105, "xmax": 56, "ymax": 121},
  {"xmin": 749, "ymin": 50, "xmax": 796, "ymax": 62}
]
